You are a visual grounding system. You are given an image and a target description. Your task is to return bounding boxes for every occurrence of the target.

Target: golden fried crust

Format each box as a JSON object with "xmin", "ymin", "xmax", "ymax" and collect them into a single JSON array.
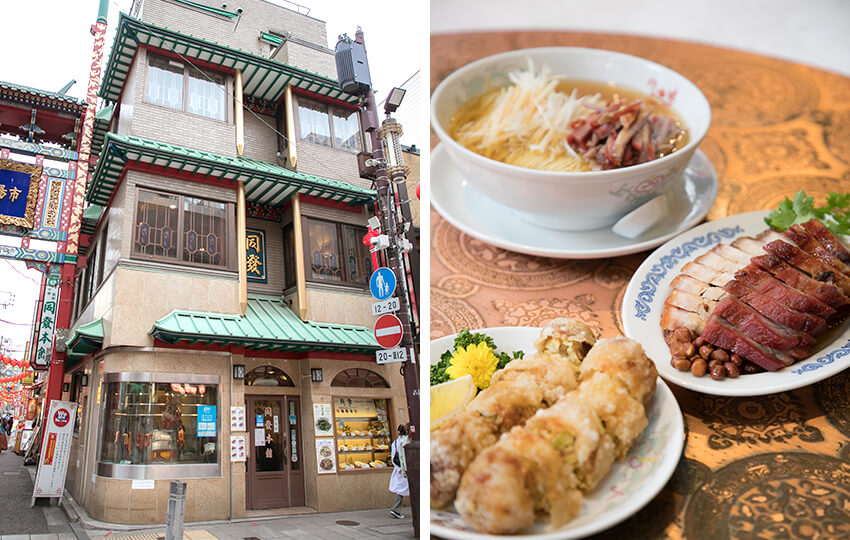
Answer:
[
  {"xmin": 491, "ymin": 352, "xmax": 580, "ymax": 406},
  {"xmin": 431, "ymin": 321, "xmax": 594, "ymax": 508},
  {"xmin": 456, "ymin": 445, "xmax": 536, "ymax": 535},
  {"xmin": 456, "ymin": 427, "xmax": 582, "ymax": 535},
  {"xmin": 430, "ymin": 411, "xmax": 498, "ymax": 508},
  {"xmin": 578, "ymin": 372, "xmax": 648, "ymax": 458},
  {"xmin": 535, "ymin": 318, "xmax": 597, "ymax": 359},
  {"xmin": 580, "ymin": 337, "xmax": 658, "ymax": 406}
]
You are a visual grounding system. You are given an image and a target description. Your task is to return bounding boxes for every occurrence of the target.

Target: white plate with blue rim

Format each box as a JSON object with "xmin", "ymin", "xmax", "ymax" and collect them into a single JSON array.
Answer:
[
  {"xmin": 430, "ymin": 327, "xmax": 685, "ymax": 539},
  {"xmin": 622, "ymin": 210, "xmax": 850, "ymax": 396},
  {"xmin": 430, "ymin": 144, "xmax": 718, "ymax": 259}
]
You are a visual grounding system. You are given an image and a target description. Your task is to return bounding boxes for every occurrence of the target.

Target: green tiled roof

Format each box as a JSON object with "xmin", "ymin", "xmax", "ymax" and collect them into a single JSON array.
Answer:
[
  {"xmin": 100, "ymin": 12, "xmax": 358, "ymax": 105},
  {"xmin": 88, "ymin": 133, "xmax": 375, "ymax": 207},
  {"xmin": 66, "ymin": 318, "xmax": 104, "ymax": 358},
  {"xmin": 81, "ymin": 204, "xmax": 104, "ymax": 237},
  {"xmin": 151, "ymin": 295, "xmax": 379, "ymax": 354},
  {"xmin": 91, "ymin": 104, "xmax": 115, "ymax": 158},
  {"xmin": 0, "ymin": 80, "xmax": 87, "ymax": 114}
]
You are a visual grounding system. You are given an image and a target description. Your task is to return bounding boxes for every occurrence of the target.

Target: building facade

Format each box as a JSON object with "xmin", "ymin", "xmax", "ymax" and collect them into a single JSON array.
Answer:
[{"xmin": 60, "ymin": 0, "xmax": 411, "ymax": 524}]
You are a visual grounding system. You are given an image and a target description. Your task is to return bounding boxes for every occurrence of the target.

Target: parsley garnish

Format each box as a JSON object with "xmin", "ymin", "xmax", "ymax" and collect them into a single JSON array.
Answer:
[{"xmin": 765, "ymin": 190, "xmax": 850, "ymax": 235}]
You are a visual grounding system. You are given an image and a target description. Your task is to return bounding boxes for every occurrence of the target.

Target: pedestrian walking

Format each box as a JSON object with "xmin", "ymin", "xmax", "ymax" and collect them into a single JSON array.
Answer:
[
  {"xmin": 388, "ymin": 423, "xmax": 409, "ymax": 519},
  {"xmin": 0, "ymin": 418, "xmax": 8, "ymax": 454}
]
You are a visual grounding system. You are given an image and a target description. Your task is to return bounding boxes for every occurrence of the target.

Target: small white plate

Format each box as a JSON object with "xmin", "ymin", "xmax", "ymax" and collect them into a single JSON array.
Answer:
[
  {"xmin": 622, "ymin": 211, "xmax": 850, "ymax": 396},
  {"xmin": 430, "ymin": 327, "xmax": 685, "ymax": 539},
  {"xmin": 430, "ymin": 145, "xmax": 718, "ymax": 259}
]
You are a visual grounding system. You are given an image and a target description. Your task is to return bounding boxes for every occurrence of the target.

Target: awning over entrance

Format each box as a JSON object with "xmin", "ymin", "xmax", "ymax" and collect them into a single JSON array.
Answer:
[
  {"xmin": 99, "ymin": 12, "xmax": 358, "ymax": 105},
  {"xmin": 66, "ymin": 318, "xmax": 104, "ymax": 359},
  {"xmin": 150, "ymin": 295, "xmax": 380, "ymax": 354},
  {"xmin": 87, "ymin": 133, "xmax": 376, "ymax": 207}
]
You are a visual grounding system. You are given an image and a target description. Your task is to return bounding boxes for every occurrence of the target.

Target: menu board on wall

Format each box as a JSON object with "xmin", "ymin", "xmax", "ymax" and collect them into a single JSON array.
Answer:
[
  {"xmin": 230, "ymin": 435, "xmax": 246, "ymax": 462},
  {"xmin": 313, "ymin": 403, "xmax": 333, "ymax": 437},
  {"xmin": 230, "ymin": 406, "xmax": 245, "ymax": 431},
  {"xmin": 316, "ymin": 439, "xmax": 336, "ymax": 474}
]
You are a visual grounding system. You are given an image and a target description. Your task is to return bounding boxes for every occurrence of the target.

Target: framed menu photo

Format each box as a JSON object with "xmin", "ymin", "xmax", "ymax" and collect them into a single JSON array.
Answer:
[
  {"xmin": 313, "ymin": 403, "xmax": 333, "ymax": 437},
  {"xmin": 315, "ymin": 439, "xmax": 336, "ymax": 474}
]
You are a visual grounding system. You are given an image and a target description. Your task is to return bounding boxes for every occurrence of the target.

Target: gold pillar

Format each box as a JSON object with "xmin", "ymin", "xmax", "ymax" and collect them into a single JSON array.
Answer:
[
  {"xmin": 291, "ymin": 193, "xmax": 307, "ymax": 320},
  {"xmin": 285, "ymin": 85, "xmax": 297, "ymax": 167},
  {"xmin": 237, "ymin": 181, "xmax": 247, "ymax": 316},
  {"xmin": 235, "ymin": 69, "xmax": 245, "ymax": 156}
]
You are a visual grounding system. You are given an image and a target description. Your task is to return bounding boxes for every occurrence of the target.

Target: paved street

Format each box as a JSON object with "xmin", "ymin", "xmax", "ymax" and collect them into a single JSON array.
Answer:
[
  {"xmin": 0, "ymin": 448, "xmax": 415, "ymax": 539},
  {"xmin": 82, "ymin": 508, "xmax": 416, "ymax": 540},
  {"xmin": 0, "ymin": 449, "xmax": 76, "ymax": 538}
]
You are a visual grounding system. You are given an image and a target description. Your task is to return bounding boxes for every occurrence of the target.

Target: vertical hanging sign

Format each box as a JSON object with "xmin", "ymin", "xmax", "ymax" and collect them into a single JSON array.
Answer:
[{"xmin": 31, "ymin": 271, "xmax": 61, "ymax": 370}]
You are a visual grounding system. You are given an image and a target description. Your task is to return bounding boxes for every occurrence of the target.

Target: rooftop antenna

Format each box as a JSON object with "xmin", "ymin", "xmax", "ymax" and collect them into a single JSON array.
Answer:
[{"xmin": 56, "ymin": 80, "xmax": 76, "ymax": 95}]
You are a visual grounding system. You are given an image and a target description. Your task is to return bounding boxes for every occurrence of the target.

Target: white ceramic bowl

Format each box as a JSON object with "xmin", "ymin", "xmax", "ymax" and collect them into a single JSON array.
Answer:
[{"xmin": 431, "ymin": 47, "xmax": 711, "ymax": 231}]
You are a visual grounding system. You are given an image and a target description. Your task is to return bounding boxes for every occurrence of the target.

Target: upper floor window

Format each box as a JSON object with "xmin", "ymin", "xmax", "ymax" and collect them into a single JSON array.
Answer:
[
  {"xmin": 133, "ymin": 188, "xmax": 233, "ymax": 270},
  {"xmin": 297, "ymin": 98, "xmax": 362, "ymax": 153},
  {"xmin": 304, "ymin": 217, "xmax": 370, "ymax": 286},
  {"xmin": 145, "ymin": 55, "xmax": 227, "ymax": 122}
]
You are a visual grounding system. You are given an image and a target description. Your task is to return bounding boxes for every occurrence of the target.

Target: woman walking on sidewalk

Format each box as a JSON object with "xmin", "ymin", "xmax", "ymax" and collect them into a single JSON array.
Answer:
[
  {"xmin": 0, "ymin": 418, "xmax": 8, "ymax": 454},
  {"xmin": 388, "ymin": 424, "xmax": 409, "ymax": 519}
]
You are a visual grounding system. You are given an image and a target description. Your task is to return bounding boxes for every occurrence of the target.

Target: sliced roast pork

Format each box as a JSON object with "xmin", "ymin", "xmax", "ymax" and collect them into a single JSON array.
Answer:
[
  {"xmin": 723, "ymin": 279, "xmax": 827, "ymax": 335},
  {"xmin": 702, "ymin": 315, "xmax": 796, "ymax": 371},
  {"xmin": 733, "ymin": 264, "xmax": 836, "ymax": 318},
  {"xmin": 751, "ymin": 253, "xmax": 850, "ymax": 309},
  {"xmin": 712, "ymin": 296, "xmax": 813, "ymax": 354},
  {"xmin": 762, "ymin": 240, "xmax": 850, "ymax": 295},
  {"xmin": 801, "ymin": 219, "xmax": 850, "ymax": 264}
]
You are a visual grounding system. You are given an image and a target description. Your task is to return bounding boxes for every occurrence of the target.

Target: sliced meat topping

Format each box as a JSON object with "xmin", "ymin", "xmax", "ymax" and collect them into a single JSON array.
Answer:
[
  {"xmin": 702, "ymin": 315, "xmax": 795, "ymax": 371},
  {"xmin": 762, "ymin": 240, "xmax": 850, "ymax": 296},
  {"xmin": 801, "ymin": 219, "xmax": 850, "ymax": 264},
  {"xmin": 723, "ymin": 279, "xmax": 827, "ymax": 335},
  {"xmin": 751, "ymin": 253, "xmax": 850, "ymax": 308},
  {"xmin": 713, "ymin": 296, "xmax": 814, "ymax": 353},
  {"xmin": 734, "ymin": 263, "xmax": 836, "ymax": 318}
]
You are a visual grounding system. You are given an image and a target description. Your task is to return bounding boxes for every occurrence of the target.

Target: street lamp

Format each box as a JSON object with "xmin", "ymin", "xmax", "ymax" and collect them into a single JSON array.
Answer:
[{"xmin": 383, "ymin": 87, "xmax": 406, "ymax": 114}]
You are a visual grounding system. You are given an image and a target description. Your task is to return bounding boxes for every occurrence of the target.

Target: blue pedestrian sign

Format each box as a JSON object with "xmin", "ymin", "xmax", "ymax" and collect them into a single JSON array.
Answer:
[{"xmin": 370, "ymin": 268, "xmax": 396, "ymax": 301}]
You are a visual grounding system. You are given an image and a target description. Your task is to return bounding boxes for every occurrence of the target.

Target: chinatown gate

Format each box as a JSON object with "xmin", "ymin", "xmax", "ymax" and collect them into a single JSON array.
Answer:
[{"xmin": 0, "ymin": 2, "xmax": 108, "ymax": 434}]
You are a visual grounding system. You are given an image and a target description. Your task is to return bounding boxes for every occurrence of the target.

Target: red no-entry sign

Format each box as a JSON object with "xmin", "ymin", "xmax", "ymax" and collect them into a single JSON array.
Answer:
[{"xmin": 374, "ymin": 314, "xmax": 403, "ymax": 349}]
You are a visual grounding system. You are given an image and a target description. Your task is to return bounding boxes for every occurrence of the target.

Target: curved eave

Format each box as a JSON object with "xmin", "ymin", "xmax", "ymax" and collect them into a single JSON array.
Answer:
[
  {"xmin": 99, "ymin": 12, "xmax": 358, "ymax": 106},
  {"xmin": 0, "ymin": 81, "xmax": 86, "ymax": 115},
  {"xmin": 87, "ymin": 133, "xmax": 376, "ymax": 207},
  {"xmin": 151, "ymin": 330, "xmax": 379, "ymax": 355}
]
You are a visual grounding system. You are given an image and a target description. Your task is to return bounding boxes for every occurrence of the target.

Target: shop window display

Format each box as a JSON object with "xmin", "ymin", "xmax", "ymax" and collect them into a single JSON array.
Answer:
[
  {"xmin": 333, "ymin": 397, "xmax": 391, "ymax": 471},
  {"xmin": 99, "ymin": 380, "xmax": 218, "ymax": 466}
]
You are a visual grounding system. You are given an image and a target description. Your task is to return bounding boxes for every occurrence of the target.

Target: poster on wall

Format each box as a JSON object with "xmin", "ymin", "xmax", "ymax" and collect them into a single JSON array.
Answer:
[
  {"xmin": 230, "ymin": 406, "xmax": 245, "ymax": 431},
  {"xmin": 315, "ymin": 439, "xmax": 336, "ymax": 474},
  {"xmin": 197, "ymin": 405, "xmax": 216, "ymax": 437},
  {"xmin": 313, "ymin": 403, "xmax": 333, "ymax": 437},
  {"xmin": 32, "ymin": 400, "xmax": 77, "ymax": 500},
  {"xmin": 230, "ymin": 435, "xmax": 246, "ymax": 462}
]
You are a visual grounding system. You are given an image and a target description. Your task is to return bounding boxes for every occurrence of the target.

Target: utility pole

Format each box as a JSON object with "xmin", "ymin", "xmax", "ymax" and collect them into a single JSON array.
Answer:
[{"xmin": 338, "ymin": 27, "xmax": 420, "ymax": 535}]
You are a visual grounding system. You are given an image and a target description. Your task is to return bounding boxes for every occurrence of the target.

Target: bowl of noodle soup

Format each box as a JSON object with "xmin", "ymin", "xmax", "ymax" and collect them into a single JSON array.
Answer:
[{"xmin": 431, "ymin": 47, "xmax": 711, "ymax": 231}]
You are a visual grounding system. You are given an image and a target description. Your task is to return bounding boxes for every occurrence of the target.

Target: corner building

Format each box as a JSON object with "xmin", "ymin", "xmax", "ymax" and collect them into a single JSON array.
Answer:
[{"xmin": 62, "ymin": 0, "xmax": 408, "ymax": 524}]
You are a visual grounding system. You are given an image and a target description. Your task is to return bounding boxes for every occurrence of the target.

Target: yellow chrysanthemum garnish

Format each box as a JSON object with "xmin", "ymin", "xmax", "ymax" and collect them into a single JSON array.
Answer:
[{"xmin": 445, "ymin": 341, "xmax": 499, "ymax": 390}]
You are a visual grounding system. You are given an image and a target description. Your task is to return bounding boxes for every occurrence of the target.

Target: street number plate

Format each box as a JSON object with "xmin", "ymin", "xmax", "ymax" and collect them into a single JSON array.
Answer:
[
  {"xmin": 371, "ymin": 297, "xmax": 401, "ymax": 316},
  {"xmin": 376, "ymin": 347, "xmax": 407, "ymax": 364}
]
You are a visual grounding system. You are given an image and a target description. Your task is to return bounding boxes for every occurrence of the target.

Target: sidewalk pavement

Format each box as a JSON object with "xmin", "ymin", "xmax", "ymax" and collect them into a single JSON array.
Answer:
[{"xmin": 80, "ymin": 507, "xmax": 416, "ymax": 540}]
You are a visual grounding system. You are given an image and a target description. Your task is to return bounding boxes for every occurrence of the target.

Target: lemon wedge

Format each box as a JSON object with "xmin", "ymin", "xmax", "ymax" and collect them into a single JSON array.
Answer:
[{"xmin": 430, "ymin": 374, "xmax": 476, "ymax": 430}]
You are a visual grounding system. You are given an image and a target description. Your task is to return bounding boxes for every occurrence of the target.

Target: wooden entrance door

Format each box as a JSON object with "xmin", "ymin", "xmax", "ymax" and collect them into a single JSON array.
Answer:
[{"xmin": 246, "ymin": 396, "xmax": 305, "ymax": 509}]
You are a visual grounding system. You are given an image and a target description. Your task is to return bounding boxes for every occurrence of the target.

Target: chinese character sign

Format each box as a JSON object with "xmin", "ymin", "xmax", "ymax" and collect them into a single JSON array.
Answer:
[
  {"xmin": 245, "ymin": 228, "xmax": 267, "ymax": 283},
  {"xmin": 0, "ymin": 159, "xmax": 41, "ymax": 228},
  {"xmin": 32, "ymin": 272, "xmax": 60, "ymax": 370}
]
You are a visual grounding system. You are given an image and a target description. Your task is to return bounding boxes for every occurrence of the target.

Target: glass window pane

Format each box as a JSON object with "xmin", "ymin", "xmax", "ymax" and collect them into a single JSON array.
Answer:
[
  {"xmin": 306, "ymin": 219, "xmax": 342, "ymax": 282},
  {"xmin": 182, "ymin": 197, "xmax": 227, "ymax": 267},
  {"xmin": 187, "ymin": 70, "xmax": 226, "ymax": 121},
  {"xmin": 99, "ymin": 381, "xmax": 218, "ymax": 466},
  {"xmin": 298, "ymin": 101, "xmax": 331, "ymax": 146},
  {"xmin": 333, "ymin": 397, "xmax": 391, "ymax": 472},
  {"xmin": 253, "ymin": 399, "xmax": 284, "ymax": 472},
  {"xmin": 134, "ymin": 191, "xmax": 179, "ymax": 259},
  {"xmin": 146, "ymin": 57, "xmax": 184, "ymax": 111},
  {"xmin": 343, "ymin": 225, "xmax": 370, "ymax": 284},
  {"xmin": 283, "ymin": 223, "xmax": 296, "ymax": 289},
  {"xmin": 333, "ymin": 109, "xmax": 362, "ymax": 152}
]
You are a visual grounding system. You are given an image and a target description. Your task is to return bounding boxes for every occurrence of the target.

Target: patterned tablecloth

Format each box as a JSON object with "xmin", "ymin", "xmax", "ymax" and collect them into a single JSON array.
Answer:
[{"xmin": 431, "ymin": 32, "xmax": 850, "ymax": 539}]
